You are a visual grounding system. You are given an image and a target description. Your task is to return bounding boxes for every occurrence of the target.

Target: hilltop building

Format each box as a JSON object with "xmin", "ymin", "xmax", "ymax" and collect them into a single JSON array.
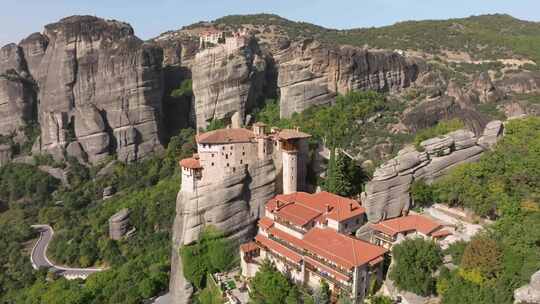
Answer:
[
  {"xmin": 198, "ymin": 28, "xmax": 250, "ymax": 49},
  {"xmin": 179, "ymin": 124, "xmax": 311, "ymax": 195},
  {"xmin": 240, "ymin": 191, "xmax": 387, "ymax": 304}
]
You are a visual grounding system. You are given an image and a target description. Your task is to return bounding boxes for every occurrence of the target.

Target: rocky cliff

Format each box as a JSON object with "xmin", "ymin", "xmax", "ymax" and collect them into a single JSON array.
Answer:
[
  {"xmin": 1, "ymin": 16, "xmax": 164, "ymax": 163},
  {"xmin": 169, "ymin": 159, "xmax": 276, "ymax": 304},
  {"xmin": 0, "ymin": 44, "xmax": 36, "ymax": 136},
  {"xmin": 275, "ymin": 39, "xmax": 421, "ymax": 118},
  {"xmin": 34, "ymin": 16, "xmax": 164, "ymax": 163},
  {"xmin": 191, "ymin": 37, "xmax": 267, "ymax": 130},
  {"xmin": 361, "ymin": 121, "xmax": 504, "ymax": 222}
]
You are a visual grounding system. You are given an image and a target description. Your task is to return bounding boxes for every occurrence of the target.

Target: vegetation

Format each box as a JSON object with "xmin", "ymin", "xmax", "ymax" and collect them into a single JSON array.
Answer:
[
  {"xmin": 0, "ymin": 129, "xmax": 197, "ymax": 303},
  {"xmin": 249, "ymin": 260, "xmax": 301, "ymax": 304},
  {"xmin": 216, "ymin": 13, "xmax": 540, "ymax": 63},
  {"xmin": 389, "ymin": 238, "xmax": 442, "ymax": 296},
  {"xmin": 171, "ymin": 79, "xmax": 193, "ymax": 99},
  {"xmin": 181, "ymin": 226, "xmax": 237, "ymax": 289},
  {"xmin": 429, "ymin": 117, "xmax": 540, "ymax": 304},
  {"xmin": 413, "ymin": 118, "xmax": 465, "ymax": 149}
]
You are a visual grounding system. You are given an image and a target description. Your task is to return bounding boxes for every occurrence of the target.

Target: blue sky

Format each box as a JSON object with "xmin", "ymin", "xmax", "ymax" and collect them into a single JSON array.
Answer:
[{"xmin": 1, "ymin": 0, "xmax": 538, "ymax": 46}]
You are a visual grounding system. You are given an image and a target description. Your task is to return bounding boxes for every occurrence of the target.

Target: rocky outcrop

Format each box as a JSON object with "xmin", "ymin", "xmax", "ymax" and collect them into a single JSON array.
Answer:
[
  {"xmin": 275, "ymin": 40, "xmax": 421, "ymax": 118},
  {"xmin": 191, "ymin": 36, "xmax": 267, "ymax": 129},
  {"xmin": 27, "ymin": 16, "xmax": 164, "ymax": 163},
  {"xmin": 362, "ymin": 122, "xmax": 503, "ymax": 222},
  {"xmin": 514, "ymin": 270, "xmax": 540, "ymax": 304},
  {"xmin": 109, "ymin": 208, "xmax": 131, "ymax": 240},
  {"xmin": 0, "ymin": 44, "xmax": 36, "ymax": 136},
  {"xmin": 169, "ymin": 159, "xmax": 276, "ymax": 303}
]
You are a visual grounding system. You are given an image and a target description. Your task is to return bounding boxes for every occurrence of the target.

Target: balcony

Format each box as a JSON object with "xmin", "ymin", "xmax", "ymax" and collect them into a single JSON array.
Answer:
[
  {"xmin": 273, "ymin": 217, "xmax": 306, "ymax": 234},
  {"xmin": 303, "ymin": 250, "xmax": 352, "ymax": 277},
  {"xmin": 373, "ymin": 231, "xmax": 396, "ymax": 243},
  {"xmin": 305, "ymin": 262, "xmax": 352, "ymax": 293}
]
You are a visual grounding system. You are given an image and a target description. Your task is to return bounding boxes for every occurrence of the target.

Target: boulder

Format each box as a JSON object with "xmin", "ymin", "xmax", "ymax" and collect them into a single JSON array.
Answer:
[
  {"xmin": 478, "ymin": 120, "xmax": 503, "ymax": 148},
  {"xmin": 514, "ymin": 270, "xmax": 540, "ymax": 304},
  {"xmin": 447, "ymin": 129, "xmax": 476, "ymax": 150},
  {"xmin": 109, "ymin": 208, "xmax": 130, "ymax": 240},
  {"xmin": 420, "ymin": 135, "xmax": 454, "ymax": 156}
]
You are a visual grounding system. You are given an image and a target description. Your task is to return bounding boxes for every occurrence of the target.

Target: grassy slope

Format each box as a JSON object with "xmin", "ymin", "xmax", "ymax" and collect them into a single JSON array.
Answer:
[{"xmin": 214, "ymin": 13, "xmax": 540, "ymax": 62}]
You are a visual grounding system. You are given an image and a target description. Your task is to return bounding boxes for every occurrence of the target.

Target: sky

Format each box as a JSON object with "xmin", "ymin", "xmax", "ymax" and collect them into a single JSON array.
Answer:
[{"xmin": 1, "ymin": 0, "xmax": 539, "ymax": 46}]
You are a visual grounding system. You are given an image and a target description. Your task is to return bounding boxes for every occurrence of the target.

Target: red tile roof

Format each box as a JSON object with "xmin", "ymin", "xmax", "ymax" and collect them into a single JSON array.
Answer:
[
  {"xmin": 179, "ymin": 157, "xmax": 202, "ymax": 169},
  {"xmin": 302, "ymin": 228, "xmax": 387, "ymax": 269},
  {"xmin": 305, "ymin": 256, "xmax": 350, "ymax": 282},
  {"xmin": 266, "ymin": 192, "xmax": 365, "ymax": 227},
  {"xmin": 431, "ymin": 229, "xmax": 452, "ymax": 238},
  {"xmin": 240, "ymin": 241, "xmax": 259, "ymax": 253},
  {"xmin": 255, "ymin": 234, "xmax": 302, "ymax": 263},
  {"xmin": 267, "ymin": 227, "xmax": 305, "ymax": 248},
  {"xmin": 368, "ymin": 256, "xmax": 384, "ymax": 267},
  {"xmin": 371, "ymin": 215, "xmax": 442, "ymax": 237},
  {"xmin": 277, "ymin": 129, "xmax": 312, "ymax": 140},
  {"xmin": 197, "ymin": 128, "xmax": 255, "ymax": 144},
  {"xmin": 258, "ymin": 217, "xmax": 274, "ymax": 230}
]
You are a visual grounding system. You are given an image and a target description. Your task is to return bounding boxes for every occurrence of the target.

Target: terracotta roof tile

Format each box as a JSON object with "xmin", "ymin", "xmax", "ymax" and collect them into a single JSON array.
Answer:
[
  {"xmin": 258, "ymin": 217, "xmax": 274, "ymax": 230},
  {"xmin": 196, "ymin": 128, "xmax": 255, "ymax": 144},
  {"xmin": 303, "ymin": 228, "xmax": 387, "ymax": 269},
  {"xmin": 179, "ymin": 157, "xmax": 202, "ymax": 169},
  {"xmin": 255, "ymin": 234, "xmax": 302, "ymax": 263},
  {"xmin": 240, "ymin": 241, "xmax": 259, "ymax": 253},
  {"xmin": 267, "ymin": 227, "xmax": 305, "ymax": 248},
  {"xmin": 266, "ymin": 192, "xmax": 365, "ymax": 227},
  {"xmin": 371, "ymin": 215, "xmax": 442, "ymax": 237},
  {"xmin": 277, "ymin": 129, "xmax": 312, "ymax": 140},
  {"xmin": 431, "ymin": 229, "xmax": 452, "ymax": 238}
]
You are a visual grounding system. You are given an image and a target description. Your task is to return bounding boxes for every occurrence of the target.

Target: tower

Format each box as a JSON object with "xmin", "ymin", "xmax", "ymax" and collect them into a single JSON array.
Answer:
[
  {"xmin": 253, "ymin": 122, "xmax": 269, "ymax": 160},
  {"xmin": 179, "ymin": 154, "xmax": 203, "ymax": 193},
  {"xmin": 282, "ymin": 149, "xmax": 298, "ymax": 194}
]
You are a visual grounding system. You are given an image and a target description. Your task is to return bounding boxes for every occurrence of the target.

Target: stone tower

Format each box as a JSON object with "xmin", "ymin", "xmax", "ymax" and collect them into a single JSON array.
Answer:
[
  {"xmin": 179, "ymin": 154, "xmax": 203, "ymax": 193},
  {"xmin": 282, "ymin": 149, "xmax": 298, "ymax": 194}
]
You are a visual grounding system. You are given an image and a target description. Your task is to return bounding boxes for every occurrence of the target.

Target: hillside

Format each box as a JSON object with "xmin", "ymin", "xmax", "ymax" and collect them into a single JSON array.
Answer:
[{"xmin": 213, "ymin": 13, "xmax": 540, "ymax": 63}]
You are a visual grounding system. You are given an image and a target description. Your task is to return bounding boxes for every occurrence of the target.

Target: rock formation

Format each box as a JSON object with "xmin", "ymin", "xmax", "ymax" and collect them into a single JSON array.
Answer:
[
  {"xmin": 109, "ymin": 208, "xmax": 131, "ymax": 240},
  {"xmin": 514, "ymin": 270, "xmax": 540, "ymax": 304},
  {"xmin": 0, "ymin": 44, "xmax": 36, "ymax": 136},
  {"xmin": 361, "ymin": 121, "xmax": 504, "ymax": 222},
  {"xmin": 274, "ymin": 39, "xmax": 421, "ymax": 118},
  {"xmin": 191, "ymin": 36, "xmax": 267, "ymax": 129},
  {"xmin": 169, "ymin": 159, "xmax": 276, "ymax": 303},
  {"xmin": 0, "ymin": 144, "xmax": 11, "ymax": 166},
  {"xmin": 32, "ymin": 16, "xmax": 164, "ymax": 163}
]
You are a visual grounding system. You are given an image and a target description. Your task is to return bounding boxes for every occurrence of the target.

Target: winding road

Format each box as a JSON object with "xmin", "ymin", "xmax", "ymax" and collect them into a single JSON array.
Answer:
[{"xmin": 31, "ymin": 225, "xmax": 104, "ymax": 280}]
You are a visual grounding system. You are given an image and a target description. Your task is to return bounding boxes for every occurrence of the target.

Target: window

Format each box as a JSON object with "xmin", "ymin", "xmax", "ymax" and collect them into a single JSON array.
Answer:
[
  {"xmin": 211, "ymin": 154, "xmax": 214, "ymax": 157},
  {"xmin": 211, "ymin": 162, "xmax": 214, "ymax": 166},
  {"xmin": 226, "ymin": 154, "xmax": 229, "ymax": 159},
  {"xmin": 240, "ymin": 160, "xmax": 243, "ymax": 164},
  {"xmin": 233, "ymin": 168, "xmax": 236, "ymax": 172},
  {"xmin": 242, "ymin": 152, "xmax": 245, "ymax": 156},
  {"xmin": 222, "ymin": 146, "xmax": 225, "ymax": 150},
  {"xmin": 227, "ymin": 163, "xmax": 230, "ymax": 167},
  {"xmin": 231, "ymin": 146, "xmax": 233, "ymax": 150}
]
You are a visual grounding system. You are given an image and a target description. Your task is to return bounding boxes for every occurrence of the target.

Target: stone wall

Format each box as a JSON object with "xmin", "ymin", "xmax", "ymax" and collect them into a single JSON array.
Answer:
[{"xmin": 361, "ymin": 121, "xmax": 504, "ymax": 223}]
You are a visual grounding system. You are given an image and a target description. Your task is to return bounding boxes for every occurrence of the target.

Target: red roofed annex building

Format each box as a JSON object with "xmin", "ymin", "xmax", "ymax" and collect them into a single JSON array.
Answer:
[
  {"xmin": 240, "ymin": 191, "xmax": 387, "ymax": 304},
  {"xmin": 369, "ymin": 214, "xmax": 453, "ymax": 250},
  {"xmin": 179, "ymin": 124, "xmax": 311, "ymax": 195}
]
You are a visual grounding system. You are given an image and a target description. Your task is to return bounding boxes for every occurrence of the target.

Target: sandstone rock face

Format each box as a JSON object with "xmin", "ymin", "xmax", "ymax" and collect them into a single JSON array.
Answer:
[
  {"xmin": 362, "ymin": 122, "xmax": 504, "ymax": 222},
  {"xmin": 275, "ymin": 40, "xmax": 421, "ymax": 118},
  {"xmin": 514, "ymin": 270, "xmax": 540, "ymax": 304},
  {"xmin": 0, "ymin": 44, "xmax": 36, "ymax": 136},
  {"xmin": 191, "ymin": 37, "xmax": 267, "ymax": 129},
  {"xmin": 169, "ymin": 159, "xmax": 276, "ymax": 304},
  {"xmin": 32, "ymin": 16, "xmax": 164, "ymax": 163}
]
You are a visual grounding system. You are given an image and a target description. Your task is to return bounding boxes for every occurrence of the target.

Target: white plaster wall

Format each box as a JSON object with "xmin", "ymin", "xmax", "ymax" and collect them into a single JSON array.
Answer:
[{"xmin": 274, "ymin": 222, "xmax": 304, "ymax": 239}]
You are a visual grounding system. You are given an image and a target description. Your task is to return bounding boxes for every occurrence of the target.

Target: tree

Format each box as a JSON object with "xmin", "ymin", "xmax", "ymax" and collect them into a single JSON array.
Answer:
[
  {"xmin": 460, "ymin": 236, "xmax": 502, "ymax": 281},
  {"xmin": 411, "ymin": 180, "xmax": 436, "ymax": 207},
  {"xmin": 313, "ymin": 279, "xmax": 330, "ymax": 304},
  {"xmin": 389, "ymin": 238, "xmax": 442, "ymax": 296},
  {"xmin": 323, "ymin": 149, "xmax": 352, "ymax": 196},
  {"xmin": 370, "ymin": 295, "xmax": 393, "ymax": 304},
  {"xmin": 249, "ymin": 260, "xmax": 293, "ymax": 304}
]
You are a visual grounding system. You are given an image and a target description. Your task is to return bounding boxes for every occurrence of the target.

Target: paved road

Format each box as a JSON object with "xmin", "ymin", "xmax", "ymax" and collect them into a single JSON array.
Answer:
[{"xmin": 31, "ymin": 225, "xmax": 104, "ymax": 280}]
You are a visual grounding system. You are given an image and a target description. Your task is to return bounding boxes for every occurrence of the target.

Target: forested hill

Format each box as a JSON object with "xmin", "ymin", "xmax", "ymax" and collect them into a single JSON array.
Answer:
[{"xmin": 211, "ymin": 13, "xmax": 540, "ymax": 62}]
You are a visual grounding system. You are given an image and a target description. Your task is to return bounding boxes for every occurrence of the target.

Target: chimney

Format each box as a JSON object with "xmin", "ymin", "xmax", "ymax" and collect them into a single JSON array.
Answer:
[
  {"xmin": 325, "ymin": 204, "xmax": 331, "ymax": 213},
  {"xmin": 350, "ymin": 203, "xmax": 354, "ymax": 211}
]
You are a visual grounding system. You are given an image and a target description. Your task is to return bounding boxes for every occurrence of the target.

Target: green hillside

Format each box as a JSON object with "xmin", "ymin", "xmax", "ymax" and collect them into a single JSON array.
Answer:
[{"xmin": 214, "ymin": 13, "xmax": 540, "ymax": 62}]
